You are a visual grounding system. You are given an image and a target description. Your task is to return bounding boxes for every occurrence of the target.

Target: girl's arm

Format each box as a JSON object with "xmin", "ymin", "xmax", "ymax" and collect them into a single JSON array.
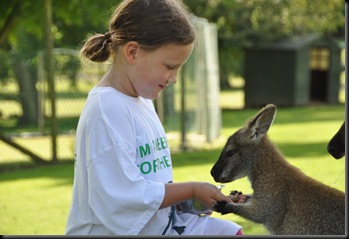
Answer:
[{"xmin": 160, "ymin": 182, "xmax": 232, "ymax": 210}]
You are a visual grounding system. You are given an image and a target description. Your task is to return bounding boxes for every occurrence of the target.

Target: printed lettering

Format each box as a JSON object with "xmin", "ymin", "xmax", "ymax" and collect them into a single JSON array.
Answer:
[
  {"xmin": 159, "ymin": 157, "xmax": 166, "ymax": 169},
  {"xmin": 163, "ymin": 155, "xmax": 171, "ymax": 167},
  {"xmin": 138, "ymin": 155, "xmax": 172, "ymax": 175},
  {"xmin": 152, "ymin": 159, "xmax": 158, "ymax": 173},
  {"xmin": 160, "ymin": 137, "xmax": 167, "ymax": 149},
  {"xmin": 140, "ymin": 161, "xmax": 151, "ymax": 174},
  {"xmin": 139, "ymin": 144, "xmax": 151, "ymax": 158}
]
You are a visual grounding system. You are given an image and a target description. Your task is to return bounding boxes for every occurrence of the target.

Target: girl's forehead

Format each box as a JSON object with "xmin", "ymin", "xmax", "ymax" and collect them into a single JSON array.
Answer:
[
  {"xmin": 160, "ymin": 43, "xmax": 194, "ymax": 50},
  {"xmin": 155, "ymin": 43, "xmax": 194, "ymax": 59}
]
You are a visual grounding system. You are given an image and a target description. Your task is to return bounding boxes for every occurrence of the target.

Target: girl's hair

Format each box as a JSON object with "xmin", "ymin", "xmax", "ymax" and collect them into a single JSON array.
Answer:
[{"xmin": 81, "ymin": 0, "xmax": 196, "ymax": 62}]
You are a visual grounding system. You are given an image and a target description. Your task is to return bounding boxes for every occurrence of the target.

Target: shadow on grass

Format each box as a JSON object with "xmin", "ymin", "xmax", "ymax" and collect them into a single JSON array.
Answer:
[
  {"xmin": 171, "ymin": 141, "xmax": 331, "ymax": 169},
  {"xmin": 0, "ymin": 160, "xmax": 74, "ymax": 184},
  {"xmin": 222, "ymin": 104, "xmax": 345, "ymax": 129},
  {"xmin": 0, "ymin": 116, "xmax": 80, "ymax": 135},
  {"xmin": 0, "ymin": 139, "xmax": 331, "ymax": 182}
]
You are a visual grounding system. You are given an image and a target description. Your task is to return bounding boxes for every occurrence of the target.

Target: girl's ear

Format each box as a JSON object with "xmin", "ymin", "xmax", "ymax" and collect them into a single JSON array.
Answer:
[{"xmin": 123, "ymin": 41, "xmax": 140, "ymax": 64}]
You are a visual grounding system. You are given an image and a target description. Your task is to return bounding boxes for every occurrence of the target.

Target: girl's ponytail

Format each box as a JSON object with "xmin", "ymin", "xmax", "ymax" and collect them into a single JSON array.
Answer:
[{"xmin": 80, "ymin": 33, "xmax": 112, "ymax": 63}]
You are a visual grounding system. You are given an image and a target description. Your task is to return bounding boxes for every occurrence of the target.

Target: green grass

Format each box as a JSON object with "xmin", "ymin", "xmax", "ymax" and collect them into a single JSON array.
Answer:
[
  {"xmin": 0, "ymin": 163, "xmax": 73, "ymax": 234},
  {"xmin": 0, "ymin": 103, "xmax": 345, "ymax": 235}
]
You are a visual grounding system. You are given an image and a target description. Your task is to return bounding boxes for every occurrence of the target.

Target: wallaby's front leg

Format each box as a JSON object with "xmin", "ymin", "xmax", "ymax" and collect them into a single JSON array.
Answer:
[
  {"xmin": 228, "ymin": 190, "xmax": 252, "ymax": 203},
  {"xmin": 213, "ymin": 201, "xmax": 254, "ymax": 217},
  {"xmin": 214, "ymin": 198, "xmax": 266, "ymax": 224},
  {"xmin": 214, "ymin": 190, "xmax": 249, "ymax": 214}
]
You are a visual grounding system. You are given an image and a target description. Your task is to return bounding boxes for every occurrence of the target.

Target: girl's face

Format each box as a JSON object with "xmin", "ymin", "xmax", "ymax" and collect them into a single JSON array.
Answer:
[{"xmin": 129, "ymin": 43, "xmax": 194, "ymax": 99}]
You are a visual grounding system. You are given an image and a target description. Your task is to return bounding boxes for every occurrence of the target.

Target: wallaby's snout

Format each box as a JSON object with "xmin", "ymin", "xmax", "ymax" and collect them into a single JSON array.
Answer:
[
  {"xmin": 327, "ymin": 143, "xmax": 345, "ymax": 159},
  {"xmin": 211, "ymin": 151, "xmax": 231, "ymax": 183},
  {"xmin": 210, "ymin": 165, "xmax": 220, "ymax": 182},
  {"xmin": 211, "ymin": 163, "xmax": 229, "ymax": 183},
  {"xmin": 327, "ymin": 121, "xmax": 345, "ymax": 159},
  {"xmin": 211, "ymin": 134, "xmax": 241, "ymax": 183}
]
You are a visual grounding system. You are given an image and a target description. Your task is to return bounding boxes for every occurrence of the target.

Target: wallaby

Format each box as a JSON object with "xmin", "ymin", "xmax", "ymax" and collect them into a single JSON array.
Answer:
[
  {"xmin": 211, "ymin": 104, "xmax": 345, "ymax": 235},
  {"xmin": 327, "ymin": 121, "xmax": 345, "ymax": 159}
]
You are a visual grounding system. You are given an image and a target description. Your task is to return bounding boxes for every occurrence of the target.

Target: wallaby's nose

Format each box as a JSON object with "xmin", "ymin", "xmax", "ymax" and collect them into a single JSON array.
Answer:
[
  {"xmin": 327, "ymin": 144, "xmax": 334, "ymax": 154},
  {"xmin": 327, "ymin": 146, "xmax": 345, "ymax": 159},
  {"xmin": 210, "ymin": 166, "xmax": 221, "ymax": 182},
  {"xmin": 210, "ymin": 165, "xmax": 217, "ymax": 176},
  {"xmin": 210, "ymin": 167, "xmax": 216, "ymax": 177}
]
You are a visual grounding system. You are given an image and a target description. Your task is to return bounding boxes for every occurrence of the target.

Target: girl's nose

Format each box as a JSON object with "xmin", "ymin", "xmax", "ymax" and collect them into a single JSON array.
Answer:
[
  {"xmin": 168, "ymin": 72, "xmax": 178, "ymax": 84},
  {"xmin": 168, "ymin": 77, "xmax": 177, "ymax": 84}
]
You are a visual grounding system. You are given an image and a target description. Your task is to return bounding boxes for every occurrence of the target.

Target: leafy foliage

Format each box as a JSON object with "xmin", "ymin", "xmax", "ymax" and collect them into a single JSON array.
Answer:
[
  {"xmin": 0, "ymin": 0, "xmax": 345, "ymax": 85},
  {"xmin": 185, "ymin": 0, "xmax": 344, "ymax": 46},
  {"xmin": 184, "ymin": 0, "xmax": 344, "ymax": 83}
]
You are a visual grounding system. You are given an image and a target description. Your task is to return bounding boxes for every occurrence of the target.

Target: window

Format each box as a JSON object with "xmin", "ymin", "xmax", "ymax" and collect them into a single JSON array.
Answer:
[{"xmin": 310, "ymin": 48, "xmax": 330, "ymax": 70}]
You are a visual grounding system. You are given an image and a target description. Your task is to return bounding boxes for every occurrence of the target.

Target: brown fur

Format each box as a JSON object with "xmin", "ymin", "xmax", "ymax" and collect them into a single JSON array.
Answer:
[{"xmin": 211, "ymin": 104, "xmax": 345, "ymax": 235}]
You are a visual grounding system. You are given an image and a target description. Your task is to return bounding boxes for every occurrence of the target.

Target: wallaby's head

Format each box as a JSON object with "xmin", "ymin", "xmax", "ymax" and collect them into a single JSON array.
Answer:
[
  {"xmin": 327, "ymin": 121, "xmax": 345, "ymax": 159},
  {"xmin": 211, "ymin": 104, "xmax": 277, "ymax": 183}
]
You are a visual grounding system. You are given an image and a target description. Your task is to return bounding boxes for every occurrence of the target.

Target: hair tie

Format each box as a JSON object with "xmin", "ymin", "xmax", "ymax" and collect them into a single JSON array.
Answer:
[{"xmin": 104, "ymin": 32, "xmax": 111, "ymax": 43}]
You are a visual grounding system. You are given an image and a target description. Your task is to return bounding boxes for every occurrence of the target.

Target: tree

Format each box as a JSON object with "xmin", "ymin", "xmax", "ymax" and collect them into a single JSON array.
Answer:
[
  {"xmin": 184, "ymin": 0, "xmax": 345, "ymax": 89},
  {"xmin": 0, "ymin": 0, "xmax": 345, "ymax": 110},
  {"xmin": 1, "ymin": 0, "xmax": 43, "ymax": 124},
  {"xmin": 0, "ymin": 0, "xmax": 120, "ymax": 125}
]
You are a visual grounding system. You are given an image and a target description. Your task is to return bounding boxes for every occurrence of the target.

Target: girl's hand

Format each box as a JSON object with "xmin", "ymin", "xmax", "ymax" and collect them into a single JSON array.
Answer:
[{"xmin": 192, "ymin": 182, "xmax": 232, "ymax": 210}]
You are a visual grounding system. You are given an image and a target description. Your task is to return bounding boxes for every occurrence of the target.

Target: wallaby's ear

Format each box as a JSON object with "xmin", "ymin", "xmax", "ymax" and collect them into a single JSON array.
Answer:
[{"xmin": 247, "ymin": 104, "xmax": 277, "ymax": 141}]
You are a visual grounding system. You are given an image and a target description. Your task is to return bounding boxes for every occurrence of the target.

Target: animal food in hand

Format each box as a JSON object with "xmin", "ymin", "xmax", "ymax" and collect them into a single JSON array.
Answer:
[{"xmin": 229, "ymin": 190, "xmax": 246, "ymax": 203}]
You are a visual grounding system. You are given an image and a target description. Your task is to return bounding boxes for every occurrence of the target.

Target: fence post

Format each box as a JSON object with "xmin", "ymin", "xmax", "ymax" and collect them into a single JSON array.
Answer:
[
  {"xmin": 180, "ymin": 67, "xmax": 188, "ymax": 151},
  {"xmin": 44, "ymin": 0, "xmax": 57, "ymax": 162}
]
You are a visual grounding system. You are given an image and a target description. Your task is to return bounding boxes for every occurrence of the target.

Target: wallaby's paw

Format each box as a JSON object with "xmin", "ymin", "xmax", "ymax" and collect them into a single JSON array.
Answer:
[
  {"xmin": 229, "ymin": 190, "xmax": 247, "ymax": 203},
  {"xmin": 213, "ymin": 201, "xmax": 231, "ymax": 215}
]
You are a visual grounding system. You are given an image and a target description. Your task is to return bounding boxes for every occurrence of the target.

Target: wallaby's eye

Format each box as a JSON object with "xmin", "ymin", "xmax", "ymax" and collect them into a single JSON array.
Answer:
[
  {"xmin": 226, "ymin": 150, "xmax": 236, "ymax": 157},
  {"xmin": 250, "ymin": 132, "xmax": 258, "ymax": 139}
]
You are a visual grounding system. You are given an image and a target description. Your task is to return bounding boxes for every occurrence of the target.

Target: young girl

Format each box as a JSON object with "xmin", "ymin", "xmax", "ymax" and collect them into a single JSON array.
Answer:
[{"xmin": 65, "ymin": 0, "xmax": 243, "ymax": 235}]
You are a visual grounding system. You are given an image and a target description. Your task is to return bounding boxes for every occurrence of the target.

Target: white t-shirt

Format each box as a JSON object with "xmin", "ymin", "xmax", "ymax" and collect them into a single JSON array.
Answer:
[{"xmin": 65, "ymin": 86, "xmax": 242, "ymax": 235}]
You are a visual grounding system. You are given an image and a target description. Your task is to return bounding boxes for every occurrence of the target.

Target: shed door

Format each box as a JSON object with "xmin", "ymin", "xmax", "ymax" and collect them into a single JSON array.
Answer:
[{"xmin": 310, "ymin": 47, "xmax": 330, "ymax": 102}]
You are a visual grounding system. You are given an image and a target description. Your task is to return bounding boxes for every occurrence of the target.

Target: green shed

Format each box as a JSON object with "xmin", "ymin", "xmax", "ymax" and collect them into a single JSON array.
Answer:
[
  {"xmin": 243, "ymin": 34, "xmax": 343, "ymax": 108},
  {"xmin": 309, "ymin": 37, "xmax": 343, "ymax": 104}
]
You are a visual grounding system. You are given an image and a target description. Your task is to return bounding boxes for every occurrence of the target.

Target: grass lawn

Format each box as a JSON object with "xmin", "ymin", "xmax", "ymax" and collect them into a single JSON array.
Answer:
[{"xmin": 0, "ymin": 103, "xmax": 346, "ymax": 235}]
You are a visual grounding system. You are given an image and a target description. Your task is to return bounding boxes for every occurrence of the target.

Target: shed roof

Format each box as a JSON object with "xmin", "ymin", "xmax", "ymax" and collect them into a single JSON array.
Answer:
[{"xmin": 250, "ymin": 34, "xmax": 320, "ymax": 51}]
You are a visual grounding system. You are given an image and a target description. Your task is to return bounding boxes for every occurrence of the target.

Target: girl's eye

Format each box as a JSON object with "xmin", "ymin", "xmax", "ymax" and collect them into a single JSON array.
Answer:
[
  {"xmin": 167, "ymin": 65, "xmax": 175, "ymax": 70},
  {"xmin": 226, "ymin": 150, "xmax": 236, "ymax": 157}
]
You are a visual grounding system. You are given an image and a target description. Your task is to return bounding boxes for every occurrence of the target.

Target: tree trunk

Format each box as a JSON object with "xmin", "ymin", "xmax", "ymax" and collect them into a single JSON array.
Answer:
[
  {"xmin": 0, "ymin": 2, "xmax": 22, "ymax": 47},
  {"xmin": 12, "ymin": 59, "xmax": 39, "ymax": 125}
]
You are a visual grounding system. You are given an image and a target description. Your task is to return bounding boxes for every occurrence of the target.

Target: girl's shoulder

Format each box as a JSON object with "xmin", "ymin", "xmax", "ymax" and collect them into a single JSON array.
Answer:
[{"xmin": 88, "ymin": 86, "xmax": 154, "ymax": 113}]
